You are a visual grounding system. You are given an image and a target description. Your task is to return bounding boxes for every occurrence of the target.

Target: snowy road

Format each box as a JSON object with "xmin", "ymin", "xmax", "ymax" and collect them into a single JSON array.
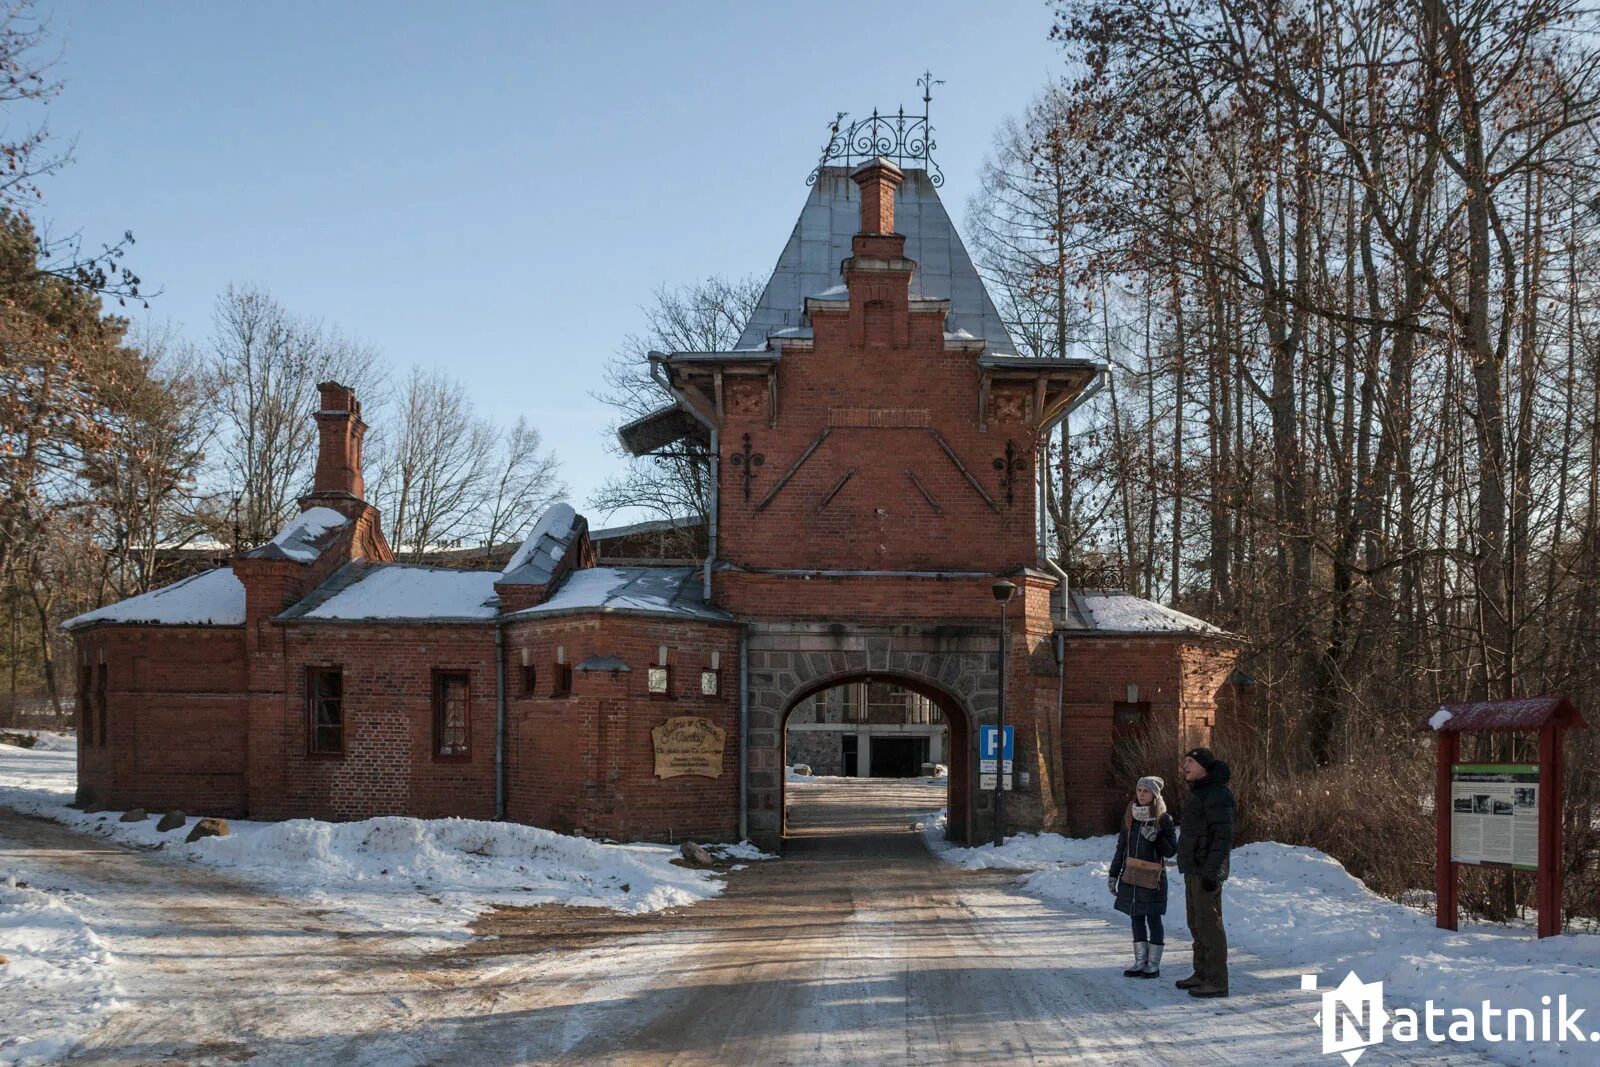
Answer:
[{"xmin": 3, "ymin": 781, "xmax": 1490, "ymax": 1065}]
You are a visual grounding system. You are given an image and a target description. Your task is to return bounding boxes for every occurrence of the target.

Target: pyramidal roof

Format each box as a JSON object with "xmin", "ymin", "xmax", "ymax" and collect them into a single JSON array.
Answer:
[{"xmin": 735, "ymin": 166, "xmax": 1019, "ymax": 356}]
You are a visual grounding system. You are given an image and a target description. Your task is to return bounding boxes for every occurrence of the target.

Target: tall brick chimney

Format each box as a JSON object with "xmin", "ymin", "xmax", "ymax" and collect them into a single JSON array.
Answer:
[
  {"xmin": 852, "ymin": 156, "xmax": 904, "ymax": 235},
  {"xmin": 310, "ymin": 381, "xmax": 366, "ymax": 500}
]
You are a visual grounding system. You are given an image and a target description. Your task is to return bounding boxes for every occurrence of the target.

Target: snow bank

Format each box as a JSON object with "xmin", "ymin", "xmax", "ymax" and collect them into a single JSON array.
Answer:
[
  {"xmin": 924, "ymin": 811, "xmax": 1600, "ymax": 1066},
  {"xmin": 0, "ymin": 740, "xmax": 763, "ymax": 945},
  {"xmin": 0, "ymin": 877, "xmax": 118, "ymax": 1067}
]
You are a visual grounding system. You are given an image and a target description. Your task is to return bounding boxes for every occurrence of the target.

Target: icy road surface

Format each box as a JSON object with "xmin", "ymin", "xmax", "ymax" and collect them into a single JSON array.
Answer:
[{"xmin": 3, "ymin": 778, "xmax": 1490, "ymax": 1065}]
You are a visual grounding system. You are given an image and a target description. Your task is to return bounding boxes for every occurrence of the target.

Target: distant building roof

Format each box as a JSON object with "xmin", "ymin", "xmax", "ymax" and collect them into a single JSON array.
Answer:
[
  {"xmin": 1060, "ymin": 590, "xmax": 1230, "ymax": 637},
  {"xmin": 62, "ymin": 567, "xmax": 246, "ymax": 630},
  {"xmin": 736, "ymin": 166, "xmax": 1018, "ymax": 356},
  {"xmin": 508, "ymin": 566, "xmax": 731, "ymax": 623},
  {"xmin": 591, "ymin": 515, "xmax": 701, "ymax": 541}
]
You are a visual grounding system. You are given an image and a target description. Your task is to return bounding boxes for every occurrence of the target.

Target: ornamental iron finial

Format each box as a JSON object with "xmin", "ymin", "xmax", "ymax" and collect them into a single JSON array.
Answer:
[{"xmin": 808, "ymin": 73, "xmax": 944, "ymax": 187}]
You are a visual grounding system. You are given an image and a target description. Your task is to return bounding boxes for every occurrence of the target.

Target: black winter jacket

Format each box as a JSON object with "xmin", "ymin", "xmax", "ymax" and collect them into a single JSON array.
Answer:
[{"xmin": 1176, "ymin": 761, "xmax": 1235, "ymax": 882}]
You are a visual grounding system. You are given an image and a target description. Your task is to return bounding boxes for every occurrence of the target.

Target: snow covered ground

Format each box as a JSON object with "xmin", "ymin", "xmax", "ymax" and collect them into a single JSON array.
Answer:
[
  {"xmin": 0, "ymin": 734, "xmax": 766, "ymax": 1065},
  {"xmin": 925, "ymin": 812, "xmax": 1600, "ymax": 1066},
  {"xmin": 0, "ymin": 875, "xmax": 117, "ymax": 1067},
  {"xmin": 0, "ymin": 737, "xmax": 763, "ymax": 941}
]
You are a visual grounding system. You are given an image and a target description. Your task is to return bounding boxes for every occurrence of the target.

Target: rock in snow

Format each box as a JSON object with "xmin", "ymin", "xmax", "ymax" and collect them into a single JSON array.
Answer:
[
  {"xmin": 185, "ymin": 818, "xmax": 229, "ymax": 843},
  {"xmin": 156, "ymin": 810, "xmax": 186, "ymax": 832},
  {"xmin": 679, "ymin": 841, "xmax": 715, "ymax": 868}
]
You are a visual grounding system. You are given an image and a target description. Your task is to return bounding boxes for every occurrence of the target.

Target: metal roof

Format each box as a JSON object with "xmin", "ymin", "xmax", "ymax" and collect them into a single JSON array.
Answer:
[
  {"xmin": 616, "ymin": 404, "xmax": 708, "ymax": 457},
  {"xmin": 1421, "ymin": 694, "xmax": 1588, "ymax": 733},
  {"xmin": 1057, "ymin": 590, "xmax": 1231, "ymax": 637},
  {"xmin": 499, "ymin": 503, "xmax": 583, "ymax": 586},
  {"xmin": 736, "ymin": 166, "xmax": 1019, "ymax": 356}
]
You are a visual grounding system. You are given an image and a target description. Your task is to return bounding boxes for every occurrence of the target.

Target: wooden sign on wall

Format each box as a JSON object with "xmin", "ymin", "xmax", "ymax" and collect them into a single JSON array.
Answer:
[{"xmin": 652, "ymin": 716, "xmax": 727, "ymax": 779}]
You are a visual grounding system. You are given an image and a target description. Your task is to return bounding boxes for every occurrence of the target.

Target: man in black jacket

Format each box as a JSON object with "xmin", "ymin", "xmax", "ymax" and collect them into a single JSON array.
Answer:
[{"xmin": 1175, "ymin": 746, "xmax": 1234, "ymax": 998}]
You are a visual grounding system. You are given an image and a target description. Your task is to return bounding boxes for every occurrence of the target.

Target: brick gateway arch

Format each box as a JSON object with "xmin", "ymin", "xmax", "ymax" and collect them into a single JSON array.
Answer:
[{"xmin": 745, "ymin": 622, "xmax": 1001, "ymax": 850}]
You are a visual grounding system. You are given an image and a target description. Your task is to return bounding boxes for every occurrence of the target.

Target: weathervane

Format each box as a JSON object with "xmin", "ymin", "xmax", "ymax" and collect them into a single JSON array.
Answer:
[{"xmin": 809, "ymin": 72, "xmax": 945, "ymax": 187}]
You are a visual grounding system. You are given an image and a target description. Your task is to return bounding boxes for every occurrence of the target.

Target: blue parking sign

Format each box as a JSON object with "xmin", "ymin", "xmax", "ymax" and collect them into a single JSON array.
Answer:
[{"xmin": 979, "ymin": 725, "xmax": 1014, "ymax": 761}]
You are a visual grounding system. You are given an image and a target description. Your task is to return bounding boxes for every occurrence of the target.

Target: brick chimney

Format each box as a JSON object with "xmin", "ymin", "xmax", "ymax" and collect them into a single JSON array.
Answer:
[
  {"xmin": 310, "ymin": 381, "xmax": 366, "ymax": 500},
  {"xmin": 843, "ymin": 158, "xmax": 914, "ymax": 347},
  {"xmin": 852, "ymin": 156, "xmax": 903, "ymax": 235}
]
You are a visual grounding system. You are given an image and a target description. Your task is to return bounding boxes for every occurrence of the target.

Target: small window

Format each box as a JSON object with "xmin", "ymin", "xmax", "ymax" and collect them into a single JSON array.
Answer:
[
  {"xmin": 307, "ymin": 668, "xmax": 344, "ymax": 756},
  {"xmin": 434, "ymin": 671, "xmax": 471, "ymax": 759},
  {"xmin": 647, "ymin": 665, "xmax": 670, "ymax": 697},
  {"xmin": 550, "ymin": 661, "xmax": 572, "ymax": 698},
  {"xmin": 520, "ymin": 664, "xmax": 537, "ymax": 697},
  {"xmin": 80, "ymin": 665, "xmax": 94, "ymax": 746},
  {"xmin": 699, "ymin": 669, "xmax": 720, "ymax": 697},
  {"xmin": 96, "ymin": 664, "xmax": 108, "ymax": 747}
]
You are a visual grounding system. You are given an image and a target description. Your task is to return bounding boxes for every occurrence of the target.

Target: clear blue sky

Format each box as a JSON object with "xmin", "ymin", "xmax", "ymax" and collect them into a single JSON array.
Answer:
[{"xmin": 37, "ymin": 2, "xmax": 1065, "ymax": 523}]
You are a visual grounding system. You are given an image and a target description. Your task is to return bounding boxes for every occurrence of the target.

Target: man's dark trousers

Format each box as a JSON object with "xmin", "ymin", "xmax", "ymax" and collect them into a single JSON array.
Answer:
[{"xmin": 1184, "ymin": 874, "xmax": 1227, "ymax": 990}]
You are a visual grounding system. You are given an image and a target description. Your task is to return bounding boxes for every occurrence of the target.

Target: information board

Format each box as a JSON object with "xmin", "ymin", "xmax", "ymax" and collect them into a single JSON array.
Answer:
[{"xmin": 1450, "ymin": 763, "xmax": 1539, "ymax": 870}]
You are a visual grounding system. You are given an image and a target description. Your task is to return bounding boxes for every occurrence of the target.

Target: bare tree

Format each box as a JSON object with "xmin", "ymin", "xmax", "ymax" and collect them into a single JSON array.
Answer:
[
  {"xmin": 206, "ymin": 285, "xmax": 383, "ymax": 547},
  {"xmin": 371, "ymin": 368, "xmax": 565, "ymax": 562},
  {"xmin": 589, "ymin": 275, "xmax": 761, "ymax": 538}
]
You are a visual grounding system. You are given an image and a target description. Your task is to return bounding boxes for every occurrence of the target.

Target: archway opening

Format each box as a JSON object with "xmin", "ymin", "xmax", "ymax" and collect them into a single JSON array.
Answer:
[{"xmin": 780, "ymin": 673, "xmax": 971, "ymax": 844}]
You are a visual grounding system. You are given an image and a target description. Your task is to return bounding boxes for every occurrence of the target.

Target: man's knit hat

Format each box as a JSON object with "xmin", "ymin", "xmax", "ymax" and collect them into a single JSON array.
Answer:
[
  {"xmin": 1183, "ymin": 746, "xmax": 1217, "ymax": 770},
  {"xmin": 1136, "ymin": 775, "xmax": 1165, "ymax": 796}
]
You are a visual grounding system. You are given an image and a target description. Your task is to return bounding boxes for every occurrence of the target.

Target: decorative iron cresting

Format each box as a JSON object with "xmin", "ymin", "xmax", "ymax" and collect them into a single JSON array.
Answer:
[{"xmin": 809, "ymin": 72, "xmax": 945, "ymax": 187}]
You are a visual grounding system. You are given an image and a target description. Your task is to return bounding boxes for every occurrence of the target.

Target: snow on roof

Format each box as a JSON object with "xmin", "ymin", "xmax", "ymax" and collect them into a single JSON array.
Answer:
[
  {"xmin": 500, "ymin": 503, "xmax": 580, "ymax": 586},
  {"xmin": 1427, "ymin": 708, "xmax": 1454, "ymax": 731},
  {"xmin": 1064, "ymin": 590, "xmax": 1228, "ymax": 636},
  {"xmin": 737, "ymin": 167, "xmax": 1019, "ymax": 355},
  {"xmin": 239, "ymin": 506, "xmax": 349, "ymax": 563},
  {"xmin": 62, "ymin": 567, "xmax": 246, "ymax": 630},
  {"xmin": 287, "ymin": 564, "xmax": 500, "ymax": 623},
  {"xmin": 510, "ymin": 567, "xmax": 730, "ymax": 623}
]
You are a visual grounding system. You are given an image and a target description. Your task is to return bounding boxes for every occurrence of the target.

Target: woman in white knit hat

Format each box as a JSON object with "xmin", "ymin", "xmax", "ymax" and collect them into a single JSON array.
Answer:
[{"xmin": 1107, "ymin": 775, "xmax": 1178, "ymax": 978}]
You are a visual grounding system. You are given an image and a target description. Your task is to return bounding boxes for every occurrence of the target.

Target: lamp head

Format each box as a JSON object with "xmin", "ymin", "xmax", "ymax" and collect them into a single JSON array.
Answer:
[{"xmin": 991, "ymin": 579, "xmax": 1017, "ymax": 604}]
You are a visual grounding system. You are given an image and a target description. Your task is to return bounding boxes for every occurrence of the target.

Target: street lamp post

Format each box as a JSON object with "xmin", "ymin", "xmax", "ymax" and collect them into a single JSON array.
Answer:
[{"xmin": 991, "ymin": 579, "xmax": 1016, "ymax": 848}]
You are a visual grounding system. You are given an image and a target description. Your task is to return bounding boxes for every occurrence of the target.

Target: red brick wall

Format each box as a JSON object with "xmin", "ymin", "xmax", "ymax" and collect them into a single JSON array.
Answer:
[
  {"xmin": 712, "ymin": 273, "xmax": 1042, "ymax": 620},
  {"xmin": 503, "ymin": 614, "xmax": 742, "ymax": 841},
  {"xmin": 1042, "ymin": 634, "xmax": 1240, "ymax": 832},
  {"xmin": 71, "ymin": 626, "xmax": 249, "ymax": 814},
  {"xmin": 273, "ymin": 622, "xmax": 501, "ymax": 821}
]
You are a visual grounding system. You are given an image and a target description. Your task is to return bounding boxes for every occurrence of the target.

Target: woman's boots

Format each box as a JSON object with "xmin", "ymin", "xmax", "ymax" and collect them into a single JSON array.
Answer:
[{"xmin": 1122, "ymin": 942, "xmax": 1163, "ymax": 978}]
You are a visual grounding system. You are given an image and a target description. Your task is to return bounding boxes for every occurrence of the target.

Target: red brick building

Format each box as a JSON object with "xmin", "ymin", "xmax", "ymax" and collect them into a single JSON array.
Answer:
[{"xmin": 65, "ymin": 153, "xmax": 1239, "ymax": 849}]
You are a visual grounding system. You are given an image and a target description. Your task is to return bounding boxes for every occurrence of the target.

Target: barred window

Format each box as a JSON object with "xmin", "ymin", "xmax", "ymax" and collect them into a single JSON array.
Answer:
[
  {"xmin": 434, "ymin": 671, "xmax": 470, "ymax": 758},
  {"xmin": 307, "ymin": 668, "xmax": 344, "ymax": 756}
]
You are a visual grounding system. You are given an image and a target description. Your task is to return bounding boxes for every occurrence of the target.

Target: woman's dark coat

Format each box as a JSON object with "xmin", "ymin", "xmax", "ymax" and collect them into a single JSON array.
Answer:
[{"xmin": 1109, "ymin": 806, "xmax": 1178, "ymax": 917}]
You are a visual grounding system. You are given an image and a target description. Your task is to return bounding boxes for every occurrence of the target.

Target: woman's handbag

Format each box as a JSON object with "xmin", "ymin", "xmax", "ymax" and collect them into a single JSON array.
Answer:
[
  {"xmin": 1121, "ymin": 856, "xmax": 1164, "ymax": 889},
  {"xmin": 1119, "ymin": 819, "xmax": 1164, "ymax": 889}
]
